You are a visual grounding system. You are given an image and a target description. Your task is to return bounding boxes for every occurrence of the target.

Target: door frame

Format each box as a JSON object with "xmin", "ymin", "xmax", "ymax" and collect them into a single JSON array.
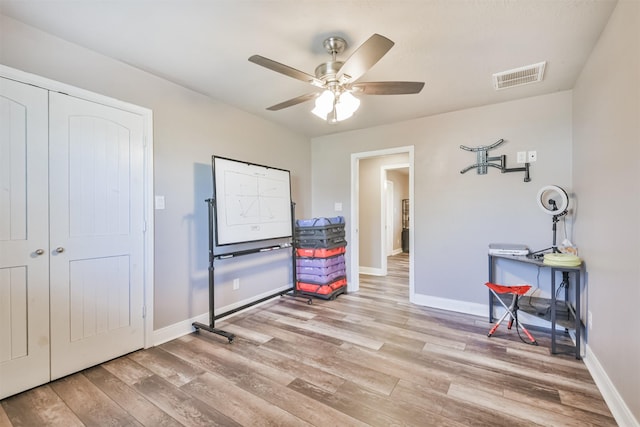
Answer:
[
  {"xmin": 0, "ymin": 64, "xmax": 155, "ymax": 349},
  {"xmin": 384, "ymin": 179, "xmax": 394, "ymax": 258},
  {"xmin": 350, "ymin": 146, "xmax": 414, "ymax": 299}
]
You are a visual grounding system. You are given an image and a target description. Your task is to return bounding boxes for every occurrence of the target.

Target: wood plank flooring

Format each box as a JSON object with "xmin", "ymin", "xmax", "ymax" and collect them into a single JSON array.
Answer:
[{"xmin": 0, "ymin": 253, "xmax": 616, "ymax": 426}]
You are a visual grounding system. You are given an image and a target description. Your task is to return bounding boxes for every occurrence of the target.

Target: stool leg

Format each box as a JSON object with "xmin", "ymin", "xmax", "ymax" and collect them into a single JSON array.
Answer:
[
  {"xmin": 507, "ymin": 294, "xmax": 518, "ymax": 330},
  {"xmin": 488, "ymin": 309, "xmax": 511, "ymax": 337}
]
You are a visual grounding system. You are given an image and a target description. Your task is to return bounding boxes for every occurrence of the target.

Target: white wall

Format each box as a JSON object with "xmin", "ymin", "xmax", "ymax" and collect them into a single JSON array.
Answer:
[
  {"xmin": 0, "ymin": 15, "xmax": 312, "ymax": 332},
  {"xmin": 572, "ymin": 1, "xmax": 640, "ymax": 424},
  {"xmin": 312, "ymin": 92, "xmax": 572, "ymax": 308}
]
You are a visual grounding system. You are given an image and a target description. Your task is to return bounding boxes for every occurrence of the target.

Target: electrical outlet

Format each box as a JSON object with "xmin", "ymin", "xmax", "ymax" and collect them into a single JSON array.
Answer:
[
  {"xmin": 233, "ymin": 278, "xmax": 240, "ymax": 290},
  {"xmin": 588, "ymin": 311, "xmax": 593, "ymax": 330},
  {"xmin": 527, "ymin": 151, "xmax": 537, "ymax": 162},
  {"xmin": 517, "ymin": 151, "xmax": 527, "ymax": 164}
]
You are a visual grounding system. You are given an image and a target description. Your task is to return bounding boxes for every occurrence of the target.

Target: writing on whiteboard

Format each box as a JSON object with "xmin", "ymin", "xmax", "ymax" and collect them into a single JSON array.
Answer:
[{"xmin": 213, "ymin": 156, "xmax": 292, "ymax": 245}]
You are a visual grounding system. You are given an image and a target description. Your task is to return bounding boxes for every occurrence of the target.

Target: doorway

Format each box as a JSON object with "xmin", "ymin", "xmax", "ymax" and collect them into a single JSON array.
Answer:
[
  {"xmin": 349, "ymin": 146, "xmax": 414, "ymax": 301},
  {"xmin": 381, "ymin": 164, "xmax": 409, "ymax": 274}
]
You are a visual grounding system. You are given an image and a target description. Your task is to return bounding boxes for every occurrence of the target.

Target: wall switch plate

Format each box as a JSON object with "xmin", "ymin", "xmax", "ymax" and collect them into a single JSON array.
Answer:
[
  {"xmin": 517, "ymin": 151, "xmax": 527, "ymax": 164},
  {"xmin": 588, "ymin": 311, "xmax": 593, "ymax": 330},
  {"xmin": 233, "ymin": 278, "xmax": 240, "ymax": 290},
  {"xmin": 334, "ymin": 202, "xmax": 343, "ymax": 212},
  {"xmin": 155, "ymin": 196, "xmax": 165, "ymax": 210},
  {"xmin": 527, "ymin": 151, "xmax": 537, "ymax": 162}
]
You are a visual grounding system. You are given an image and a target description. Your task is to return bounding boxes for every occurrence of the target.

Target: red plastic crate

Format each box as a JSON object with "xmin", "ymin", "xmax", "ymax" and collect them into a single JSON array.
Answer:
[
  {"xmin": 295, "ymin": 246, "xmax": 346, "ymax": 258},
  {"xmin": 296, "ymin": 277, "xmax": 347, "ymax": 295}
]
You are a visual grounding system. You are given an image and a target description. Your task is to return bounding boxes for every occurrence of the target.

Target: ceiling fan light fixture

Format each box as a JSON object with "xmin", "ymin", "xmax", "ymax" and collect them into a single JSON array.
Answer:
[
  {"xmin": 312, "ymin": 90, "xmax": 360, "ymax": 123},
  {"xmin": 311, "ymin": 90, "xmax": 335, "ymax": 120},
  {"xmin": 335, "ymin": 92, "xmax": 360, "ymax": 121}
]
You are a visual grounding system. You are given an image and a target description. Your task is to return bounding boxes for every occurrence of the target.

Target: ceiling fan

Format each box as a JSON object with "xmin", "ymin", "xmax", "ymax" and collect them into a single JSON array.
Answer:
[{"xmin": 248, "ymin": 34, "xmax": 425, "ymax": 123}]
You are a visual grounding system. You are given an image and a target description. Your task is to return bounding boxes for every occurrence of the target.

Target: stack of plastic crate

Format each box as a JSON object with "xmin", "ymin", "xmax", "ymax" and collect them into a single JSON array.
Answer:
[{"xmin": 294, "ymin": 216, "xmax": 347, "ymax": 299}]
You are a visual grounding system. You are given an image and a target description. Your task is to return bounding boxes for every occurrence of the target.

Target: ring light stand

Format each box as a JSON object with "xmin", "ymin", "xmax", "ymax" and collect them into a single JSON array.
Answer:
[
  {"xmin": 531, "ymin": 185, "xmax": 577, "ymax": 320},
  {"xmin": 533, "ymin": 185, "xmax": 569, "ymax": 254}
]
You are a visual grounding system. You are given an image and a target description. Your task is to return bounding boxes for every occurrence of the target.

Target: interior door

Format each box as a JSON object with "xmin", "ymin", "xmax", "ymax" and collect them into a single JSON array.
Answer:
[
  {"xmin": 49, "ymin": 92, "xmax": 145, "ymax": 379},
  {"xmin": 0, "ymin": 78, "xmax": 50, "ymax": 399}
]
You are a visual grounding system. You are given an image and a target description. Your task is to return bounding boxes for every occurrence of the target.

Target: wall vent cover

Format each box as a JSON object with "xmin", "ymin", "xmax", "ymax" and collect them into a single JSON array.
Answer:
[{"xmin": 492, "ymin": 61, "xmax": 546, "ymax": 90}]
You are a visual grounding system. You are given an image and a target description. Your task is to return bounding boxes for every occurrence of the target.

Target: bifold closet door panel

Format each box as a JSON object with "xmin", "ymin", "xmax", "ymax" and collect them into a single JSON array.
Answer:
[
  {"xmin": 48, "ymin": 91, "xmax": 146, "ymax": 380},
  {"xmin": 0, "ymin": 77, "xmax": 50, "ymax": 399}
]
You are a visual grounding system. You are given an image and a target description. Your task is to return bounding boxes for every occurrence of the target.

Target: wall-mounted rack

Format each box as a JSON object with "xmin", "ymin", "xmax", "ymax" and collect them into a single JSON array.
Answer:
[{"xmin": 460, "ymin": 138, "xmax": 531, "ymax": 182}]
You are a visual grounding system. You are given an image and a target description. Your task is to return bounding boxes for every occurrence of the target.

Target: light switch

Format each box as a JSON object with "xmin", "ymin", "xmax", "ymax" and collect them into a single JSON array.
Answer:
[
  {"xmin": 517, "ymin": 151, "xmax": 527, "ymax": 164},
  {"xmin": 155, "ymin": 196, "xmax": 165, "ymax": 210},
  {"xmin": 334, "ymin": 202, "xmax": 342, "ymax": 212}
]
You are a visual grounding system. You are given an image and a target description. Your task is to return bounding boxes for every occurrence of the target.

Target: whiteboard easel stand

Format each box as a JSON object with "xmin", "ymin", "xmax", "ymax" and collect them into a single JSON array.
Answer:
[{"xmin": 192, "ymin": 199, "xmax": 308, "ymax": 343}]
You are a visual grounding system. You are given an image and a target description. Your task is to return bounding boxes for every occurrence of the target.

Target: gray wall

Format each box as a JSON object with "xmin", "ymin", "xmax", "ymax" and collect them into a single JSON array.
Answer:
[
  {"xmin": 312, "ymin": 92, "xmax": 573, "ymax": 307},
  {"xmin": 572, "ymin": 0, "xmax": 640, "ymax": 422},
  {"xmin": 0, "ymin": 15, "xmax": 311, "ymax": 331}
]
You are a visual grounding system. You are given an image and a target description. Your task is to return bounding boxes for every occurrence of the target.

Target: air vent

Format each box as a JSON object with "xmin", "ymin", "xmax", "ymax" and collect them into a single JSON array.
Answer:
[{"xmin": 492, "ymin": 61, "xmax": 546, "ymax": 90}]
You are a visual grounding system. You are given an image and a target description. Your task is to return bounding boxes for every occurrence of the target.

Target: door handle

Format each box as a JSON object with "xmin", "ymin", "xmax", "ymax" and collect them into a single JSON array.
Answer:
[
  {"xmin": 55, "ymin": 247, "xmax": 65, "ymax": 253},
  {"xmin": 35, "ymin": 249, "xmax": 45, "ymax": 255}
]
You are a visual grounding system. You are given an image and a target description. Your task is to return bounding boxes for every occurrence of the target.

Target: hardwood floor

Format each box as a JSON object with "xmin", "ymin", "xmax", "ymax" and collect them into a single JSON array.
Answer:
[{"xmin": 0, "ymin": 253, "xmax": 616, "ymax": 426}]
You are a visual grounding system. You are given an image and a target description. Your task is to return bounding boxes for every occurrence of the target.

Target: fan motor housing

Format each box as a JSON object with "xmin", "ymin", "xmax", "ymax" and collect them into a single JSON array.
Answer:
[{"xmin": 315, "ymin": 61, "xmax": 344, "ymax": 82}]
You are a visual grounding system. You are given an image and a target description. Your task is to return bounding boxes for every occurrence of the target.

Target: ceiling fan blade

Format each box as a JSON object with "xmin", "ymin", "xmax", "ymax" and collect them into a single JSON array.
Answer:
[
  {"xmin": 349, "ymin": 81, "xmax": 425, "ymax": 95},
  {"xmin": 249, "ymin": 55, "xmax": 324, "ymax": 88},
  {"xmin": 266, "ymin": 92, "xmax": 321, "ymax": 111},
  {"xmin": 337, "ymin": 34, "xmax": 394, "ymax": 83}
]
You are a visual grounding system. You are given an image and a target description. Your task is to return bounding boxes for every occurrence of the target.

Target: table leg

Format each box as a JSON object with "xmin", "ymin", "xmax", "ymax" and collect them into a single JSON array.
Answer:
[
  {"xmin": 551, "ymin": 270, "xmax": 557, "ymax": 354},
  {"xmin": 575, "ymin": 270, "xmax": 581, "ymax": 359},
  {"xmin": 564, "ymin": 272, "xmax": 570, "ymax": 323},
  {"xmin": 488, "ymin": 255, "xmax": 494, "ymax": 322}
]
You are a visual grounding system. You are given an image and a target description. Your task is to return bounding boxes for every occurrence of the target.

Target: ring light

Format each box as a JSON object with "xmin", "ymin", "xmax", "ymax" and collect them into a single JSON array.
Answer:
[
  {"xmin": 537, "ymin": 185, "xmax": 568, "ymax": 215},
  {"xmin": 532, "ymin": 185, "xmax": 570, "ymax": 254}
]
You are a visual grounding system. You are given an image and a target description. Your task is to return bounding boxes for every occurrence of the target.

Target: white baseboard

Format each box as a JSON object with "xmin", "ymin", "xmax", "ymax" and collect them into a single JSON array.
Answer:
[
  {"xmin": 411, "ymin": 293, "xmax": 569, "ymax": 331},
  {"xmin": 152, "ymin": 312, "xmax": 210, "ymax": 346},
  {"xmin": 411, "ymin": 293, "xmax": 488, "ymax": 317},
  {"xmin": 152, "ymin": 284, "xmax": 291, "ymax": 346},
  {"xmin": 583, "ymin": 345, "xmax": 639, "ymax": 427},
  {"xmin": 359, "ymin": 266, "xmax": 385, "ymax": 276}
]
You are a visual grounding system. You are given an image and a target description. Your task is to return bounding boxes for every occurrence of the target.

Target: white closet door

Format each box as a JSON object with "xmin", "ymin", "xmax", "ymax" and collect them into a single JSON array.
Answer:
[
  {"xmin": 49, "ymin": 92, "xmax": 145, "ymax": 379},
  {"xmin": 0, "ymin": 78, "xmax": 50, "ymax": 399}
]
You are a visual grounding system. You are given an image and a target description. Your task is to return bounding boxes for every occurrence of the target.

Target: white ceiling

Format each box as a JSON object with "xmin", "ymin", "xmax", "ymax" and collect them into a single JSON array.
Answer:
[{"xmin": 0, "ymin": 0, "xmax": 617, "ymax": 138}]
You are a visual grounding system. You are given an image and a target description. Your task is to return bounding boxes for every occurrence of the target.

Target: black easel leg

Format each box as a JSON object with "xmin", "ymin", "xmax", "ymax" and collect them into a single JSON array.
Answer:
[
  {"xmin": 192, "ymin": 322, "xmax": 235, "ymax": 343},
  {"xmin": 193, "ymin": 198, "xmax": 236, "ymax": 343}
]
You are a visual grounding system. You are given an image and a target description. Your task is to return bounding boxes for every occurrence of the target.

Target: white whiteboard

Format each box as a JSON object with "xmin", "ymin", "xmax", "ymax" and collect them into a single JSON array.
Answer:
[{"xmin": 212, "ymin": 156, "xmax": 292, "ymax": 245}]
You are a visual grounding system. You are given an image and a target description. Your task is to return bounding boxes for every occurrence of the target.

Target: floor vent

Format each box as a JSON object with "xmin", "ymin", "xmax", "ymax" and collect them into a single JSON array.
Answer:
[{"xmin": 492, "ymin": 61, "xmax": 546, "ymax": 90}]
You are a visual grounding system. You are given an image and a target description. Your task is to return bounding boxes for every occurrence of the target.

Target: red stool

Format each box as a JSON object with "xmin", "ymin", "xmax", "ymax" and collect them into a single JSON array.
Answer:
[{"xmin": 485, "ymin": 282, "xmax": 537, "ymax": 345}]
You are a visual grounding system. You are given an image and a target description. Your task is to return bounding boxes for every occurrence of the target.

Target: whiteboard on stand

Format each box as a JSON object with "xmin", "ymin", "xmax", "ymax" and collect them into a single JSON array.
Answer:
[{"xmin": 212, "ymin": 156, "xmax": 292, "ymax": 246}]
